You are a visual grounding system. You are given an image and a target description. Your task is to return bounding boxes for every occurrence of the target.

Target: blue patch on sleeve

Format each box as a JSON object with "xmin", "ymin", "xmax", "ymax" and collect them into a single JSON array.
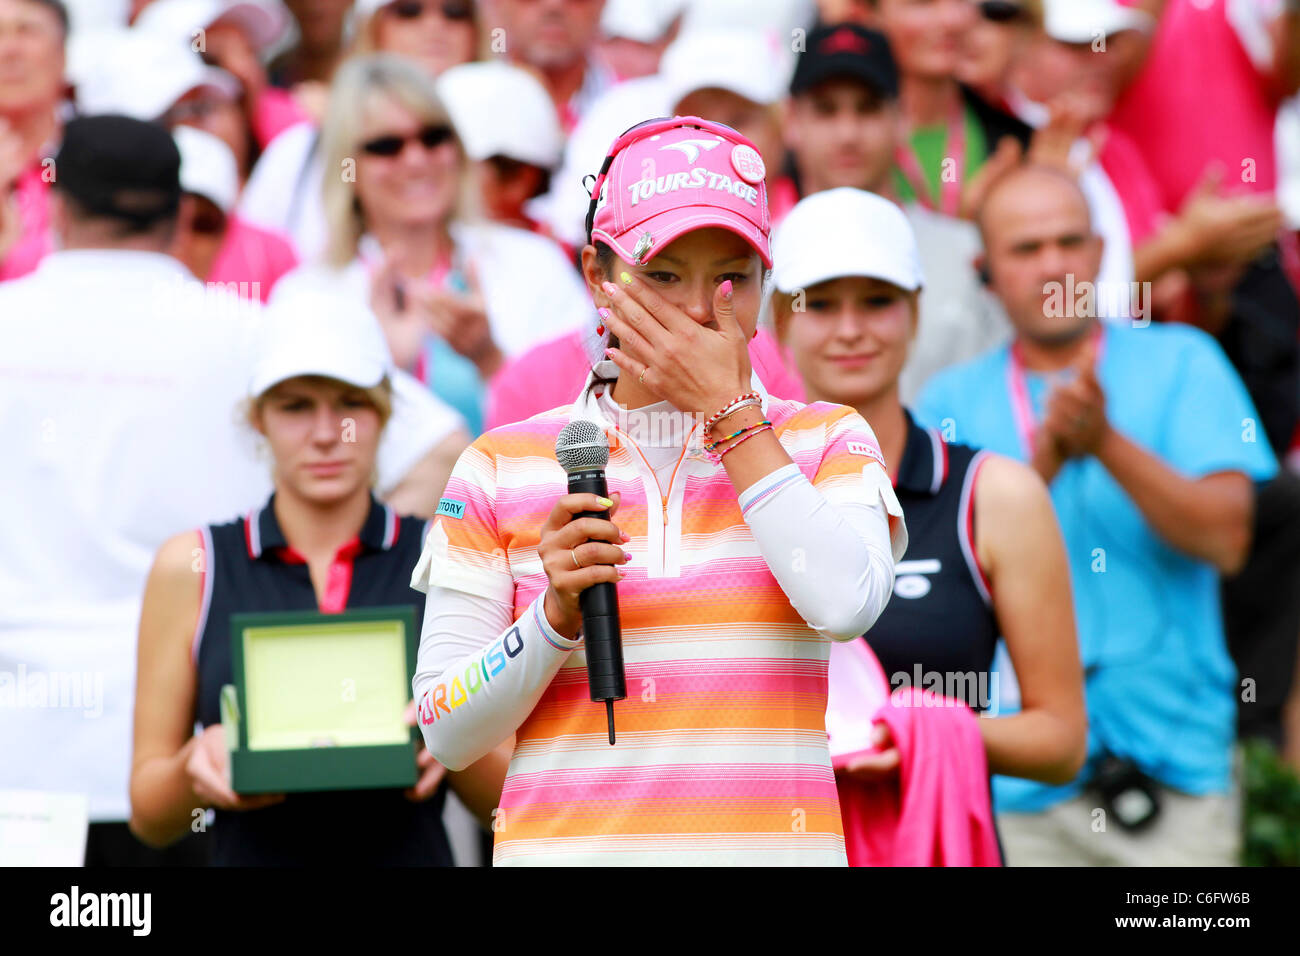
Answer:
[{"xmin": 436, "ymin": 497, "xmax": 467, "ymax": 520}]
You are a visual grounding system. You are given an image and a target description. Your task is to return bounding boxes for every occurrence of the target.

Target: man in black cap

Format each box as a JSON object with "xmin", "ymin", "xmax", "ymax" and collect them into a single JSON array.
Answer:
[
  {"xmin": 781, "ymin": 22, "xmax": 902, "ymax": 202},
  {"xmin": 0, "ymin": 114, "xmax": 467, "ymax": 868},
  {"xmin": 779, "ymin": 23, "xmax": 1006, "ymax": 403},
  {"xmin": 50, "ymin": 114, "xmax": 183, "ymax": 247},
  {"xmin": 0, "ymin": 114, "xmax": 226, "ymax": 869}
]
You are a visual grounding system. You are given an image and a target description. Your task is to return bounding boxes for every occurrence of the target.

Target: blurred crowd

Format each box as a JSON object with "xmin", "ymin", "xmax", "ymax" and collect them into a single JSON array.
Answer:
[{"xmin": 2, "ymin": 0, "xmax": 1300, "ymax": 867}]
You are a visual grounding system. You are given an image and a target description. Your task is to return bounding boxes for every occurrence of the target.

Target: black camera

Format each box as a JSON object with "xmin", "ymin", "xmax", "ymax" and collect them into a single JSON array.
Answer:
[{"xmin": 1088, "ymin": 754, "xmax": 1162, "ymax": 832}]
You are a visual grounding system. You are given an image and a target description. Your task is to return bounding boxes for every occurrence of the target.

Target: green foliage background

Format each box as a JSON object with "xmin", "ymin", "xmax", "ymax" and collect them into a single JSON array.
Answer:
[{"xmin": 1242, "ymin": 740, "xmax": 1300, "ymax": 866}]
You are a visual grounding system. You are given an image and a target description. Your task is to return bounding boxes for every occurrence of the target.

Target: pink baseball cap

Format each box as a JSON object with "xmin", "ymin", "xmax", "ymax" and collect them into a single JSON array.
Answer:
[{"xmin": 585, "ymin": 116, "xmax": 772, "ymax": 268}]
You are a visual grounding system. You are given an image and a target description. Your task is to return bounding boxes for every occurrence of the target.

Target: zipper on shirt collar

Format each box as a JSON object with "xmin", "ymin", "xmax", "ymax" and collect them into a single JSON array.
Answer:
[
  {"xmin": 578, "ymin": 376, "xmax": 773, "ymax": 576},
  {"xmin": 604, "ymin": 419, "xmax": 701, "ymax": 576}
]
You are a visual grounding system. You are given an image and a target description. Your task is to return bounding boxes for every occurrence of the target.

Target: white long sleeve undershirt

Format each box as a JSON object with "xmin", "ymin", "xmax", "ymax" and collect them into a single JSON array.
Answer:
[{"xmin": 739, "ymin": 461, "xmax": 903, "ymax": 638}]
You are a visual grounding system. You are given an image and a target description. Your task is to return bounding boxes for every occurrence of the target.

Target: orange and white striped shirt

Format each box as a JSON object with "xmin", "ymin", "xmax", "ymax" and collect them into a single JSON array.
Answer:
[{"xmin": 411, "ymin": 369, "xmax": 905, "ymax": 865}]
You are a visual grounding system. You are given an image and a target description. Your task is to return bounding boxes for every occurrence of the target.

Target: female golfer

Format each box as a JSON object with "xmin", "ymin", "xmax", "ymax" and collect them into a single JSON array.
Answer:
[
  {"xmin": 411, "ymin": 117, "xmax": 908, "ymax": 866},
  {"xmin": 768, "ymin": 188, "xmax": 1086, "ymax": 796},
  {"xmin": 128, "ymin": 289, "xmax": 507, "ymax": 865}
]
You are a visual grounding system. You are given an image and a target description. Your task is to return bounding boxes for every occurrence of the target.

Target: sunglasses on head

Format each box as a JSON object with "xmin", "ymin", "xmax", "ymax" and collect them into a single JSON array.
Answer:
[
  {"xmin": 386, "ymin": 0, "xmax": 473, "ymax": 21},
  {"xmin": 978, "ymin": 1, "xmax": 1026, "ymax": 23},
  {"xmin": 360, "ymin": 123, "xmax": 455, "ymax": 157}
]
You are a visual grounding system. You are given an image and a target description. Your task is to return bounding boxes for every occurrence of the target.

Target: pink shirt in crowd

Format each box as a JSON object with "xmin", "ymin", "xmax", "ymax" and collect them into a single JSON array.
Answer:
[
  {"xmin": 207, "ymin": 215, "xmax": 298, "ymax": 301},
  {"xmin": 768, "ymin": 176, "xmax": 801, "ymax": 227},
  {"xmin": 1097, "ymin": 122, "xmax": 1167, "ymax": 245},
  {"xmin": 251, "ymin": 87, "xmax": 311, "ymax": 150},
  {"xmin": 0, "ymin": 163, "xmax": 53, "ymax": 282},
  {"xmin": 485, "ymin": 326, "xmax": 807, "ymax": 431},
  {"xmin": 1111, "ymin": 0, "xmax": 1283, "ymax": 209}
]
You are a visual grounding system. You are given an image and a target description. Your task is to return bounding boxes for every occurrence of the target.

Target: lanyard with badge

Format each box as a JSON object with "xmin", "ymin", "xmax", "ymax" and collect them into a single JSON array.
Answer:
[
  {"xmin": 1005, "ymin": 323, "xmax": 1106, "ymax": 459},
  {"xmin": 894, "ymin": 98, "xmax": 966, "ymax": 218},
  {"xmin": 1007, "ymin": 322, "xmax": 1166, "ymax": 830}
]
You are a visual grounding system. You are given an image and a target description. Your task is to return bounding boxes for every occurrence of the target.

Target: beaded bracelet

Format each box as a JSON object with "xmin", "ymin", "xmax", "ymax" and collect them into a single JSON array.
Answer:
[
  {"xmin": 704, "ymin": 420, "xmax": 772, "ymax": 454},
  {"xmin": 703, "ymin": 392, "xmax": 761, "ymax": 435},
  {"xmin": 717, "ymin": 423, "xmax": 773, "ymax": 460},
  {"xmin": 706, "ymin": 420, "xmax": 769, "ymax": 452}
]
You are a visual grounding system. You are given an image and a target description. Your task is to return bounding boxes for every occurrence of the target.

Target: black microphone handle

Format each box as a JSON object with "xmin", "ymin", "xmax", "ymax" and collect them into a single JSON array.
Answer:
[{"xmin": 567, "ymin": 469, "xmax": 627, "ymax": 705}]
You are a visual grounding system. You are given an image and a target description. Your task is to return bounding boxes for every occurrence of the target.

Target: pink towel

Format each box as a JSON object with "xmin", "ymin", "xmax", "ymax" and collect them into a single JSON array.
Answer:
[{"xmin": 837, "ymin": 687, "xmax": 1003, "ymax": 867}]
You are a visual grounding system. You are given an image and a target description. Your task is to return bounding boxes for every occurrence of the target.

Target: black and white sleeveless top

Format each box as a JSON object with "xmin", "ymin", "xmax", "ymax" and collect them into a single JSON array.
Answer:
[
  {"xmin": 865, "ymin": 411, "xmax": 999, "ymax": 712},
  {"xmin": 192, "ymin": 493, "xmax": 453, "ymax": 866}
]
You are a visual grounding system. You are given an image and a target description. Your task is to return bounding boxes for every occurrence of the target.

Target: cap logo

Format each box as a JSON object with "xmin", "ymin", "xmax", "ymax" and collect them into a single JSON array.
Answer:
[
  {"xmin": 730, "ymin": 144, "xmax": 766, "ymax": 184},
  {"xmin": 659, "ymin": 138, "xmax": 723, "ymax": 164},
  {"xmin": 821, "ymin": 28, "xmax": 871, "ymax": 56},
  {"xmin": 624, "ymin": 167, "xmax": 760, "ymax": 208}
]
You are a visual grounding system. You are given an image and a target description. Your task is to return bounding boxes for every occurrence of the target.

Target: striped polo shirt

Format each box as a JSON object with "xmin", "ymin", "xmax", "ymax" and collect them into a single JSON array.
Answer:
[{"xmin": 419, "ymin": 371, "xmax": 901, "ymax": 865}]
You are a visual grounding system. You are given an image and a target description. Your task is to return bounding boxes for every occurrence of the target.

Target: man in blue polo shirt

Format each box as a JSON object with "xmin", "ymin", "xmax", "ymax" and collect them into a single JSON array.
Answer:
[{"xmin": 916, "ymin": 164, "xmax": 1277, "ymax": 865}]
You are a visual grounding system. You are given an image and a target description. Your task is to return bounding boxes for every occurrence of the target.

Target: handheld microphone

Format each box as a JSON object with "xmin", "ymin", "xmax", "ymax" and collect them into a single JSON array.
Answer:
[{"xmin": 555, "ymin": 420, "xmax": 626, "ymax": 745}]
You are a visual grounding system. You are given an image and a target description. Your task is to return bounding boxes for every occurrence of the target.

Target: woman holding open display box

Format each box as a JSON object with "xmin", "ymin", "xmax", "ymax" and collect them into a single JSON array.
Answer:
[{"xmin": 128, "ymin": 289, "xmax": 509, "ymax": 866}]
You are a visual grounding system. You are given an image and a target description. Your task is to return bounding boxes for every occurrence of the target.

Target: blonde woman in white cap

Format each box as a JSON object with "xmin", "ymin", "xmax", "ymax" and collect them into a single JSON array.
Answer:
[
  {"xmin": 129, "ymin": 289, "xmax": 508, "ymax": 865},
  {"xmin": 768, "ymin": 188, "xmax": 1085, "ymax": 842}
]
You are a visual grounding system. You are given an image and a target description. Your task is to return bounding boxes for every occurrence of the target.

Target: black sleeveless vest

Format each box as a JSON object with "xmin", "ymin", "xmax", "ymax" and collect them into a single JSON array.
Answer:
[
  {"xmin": 194, "ymin": 493, "xmax": 454, "ymax": 866},
  {"xmin": 865, "ymin": 411, "xmax": 1000, "ymax": 712}
]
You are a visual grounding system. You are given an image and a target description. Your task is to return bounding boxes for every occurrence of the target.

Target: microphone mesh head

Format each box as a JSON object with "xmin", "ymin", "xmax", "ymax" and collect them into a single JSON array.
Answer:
[{"xmin": 555, "ymin": 420, "xmax": 609, "ymax": 474}]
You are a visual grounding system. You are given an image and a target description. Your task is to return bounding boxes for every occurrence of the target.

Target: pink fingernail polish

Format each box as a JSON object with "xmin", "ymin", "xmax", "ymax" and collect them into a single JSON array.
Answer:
[
  {"xmin": 604, "ymin": 348, "xmax": 614, "ymax": 358},
  {"xmin": 720, "ymin": 279, "xmax": 733, "ymax": 299},
  {"xmin": 602, "ymin": 281, "xmax": 619, "ymax": 297},
  {"xmin": 623, "ymin": 551, "xmax": 633, "ymax": 562},
  {"xmin": 620, "ymin": 531, "xmax": 630, "ymax": 542},
  {"xmin": 597, "ymin": 307, "xmax": 611, "ymax": 320}
]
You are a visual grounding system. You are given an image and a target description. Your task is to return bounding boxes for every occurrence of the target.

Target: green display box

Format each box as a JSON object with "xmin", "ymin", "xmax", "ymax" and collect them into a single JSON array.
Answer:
[{"xmin": 221, "ymin": 606, "xmax": 420, "ymax": 794}]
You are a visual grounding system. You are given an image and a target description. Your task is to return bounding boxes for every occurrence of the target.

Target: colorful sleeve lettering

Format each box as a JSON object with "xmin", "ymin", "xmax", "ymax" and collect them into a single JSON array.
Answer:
[{"xmin": 413, "ymin": 595, "xmax": 580, "ymax": 771}]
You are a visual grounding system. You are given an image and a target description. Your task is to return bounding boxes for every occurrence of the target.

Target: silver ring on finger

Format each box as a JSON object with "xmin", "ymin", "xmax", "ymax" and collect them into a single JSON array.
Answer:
[{"xmin": 571, "ymin": 548, "xmax": 583, "ymax": 569}]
